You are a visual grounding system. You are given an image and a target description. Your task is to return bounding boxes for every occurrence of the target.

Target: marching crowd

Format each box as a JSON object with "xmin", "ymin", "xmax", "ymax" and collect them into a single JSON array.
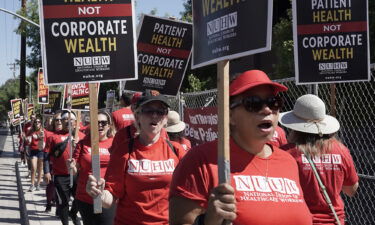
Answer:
[{"xmin": 16, "ymin": 70, "xmax": 359, "ymax": 225}]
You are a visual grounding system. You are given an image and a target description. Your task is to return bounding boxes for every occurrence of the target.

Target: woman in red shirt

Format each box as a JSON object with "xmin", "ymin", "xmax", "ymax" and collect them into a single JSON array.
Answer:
[
  {"xmin": 26, "ymin": 115, "xmax": 46, "ymax": 192},
  {"xmin": 280, "ymin": 94, "xmax": 359, "ymax": 224},
  {"xmin": 169, "ymin": 70, "xmax": 312, "ymax": 225},
  {"xmin": 43, "ymin": 112, "xmax": 63, "ymax": 212},
  {"xmin": 68, "ymin": 110, "xmax": 115, "ymax": 225},
  {"xmin": 87, "ymin": 90, "xmax": 186, "ymax": 225}
]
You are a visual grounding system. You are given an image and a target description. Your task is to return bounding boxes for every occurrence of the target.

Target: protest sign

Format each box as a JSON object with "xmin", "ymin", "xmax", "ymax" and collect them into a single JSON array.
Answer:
[
  {"xmin": 28, "ymin": 104, "xmax": 34, "ymax": 119},
  {"xmin": 125, "ymin": 15, "xmax": 193, "ymax": 96},
  {"xmin": 43, "ymin": 91, "xmax": 62, "ymax": 115},
  {"xmin": 184, "ymin": 107, "xmax": 218, "ymax": 147},
  {"xmin": 37, "ymin": 68, "xmax": 49, "ymax": 104},
  {"xmin": 293, "ymin": 0, "xmax": 370, "ymax": 84},
  {"xmin": 7, "ymin": 111, "xmax": 17, "ymax": 126},
  {"xmin": 63, "ymin": 83, "xmax": 99, "ymax": 111},
  {"xmin": 39, "ymin": 0, "xmax": 138, "ymax": 84},
  {"xmin": 11, "ymin": 99, "xmax": 23, "ymax": 120},
  {"xmin": 191, "ymin": 0, "xmax": 273, "ymax": 68}
]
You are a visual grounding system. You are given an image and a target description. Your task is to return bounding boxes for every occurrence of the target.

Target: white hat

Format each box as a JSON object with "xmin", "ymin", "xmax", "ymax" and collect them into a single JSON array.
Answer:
[
  {"xmin": 166, "ymin": 111, "xmax": 186, "ymax": 133},
  {"xmin": 279, "ymin": 94, "xmax": 340, "ymax": 135}
]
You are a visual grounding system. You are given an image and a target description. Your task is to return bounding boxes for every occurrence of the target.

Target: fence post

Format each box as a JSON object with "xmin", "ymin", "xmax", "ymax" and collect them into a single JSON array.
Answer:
[
  {"xmin": 309, "ymin": 84, "xmax": 319, "ymax": 96},
  {"xmin": 178, "ymin": 92, "xmax": 184, "ymax": 121}
]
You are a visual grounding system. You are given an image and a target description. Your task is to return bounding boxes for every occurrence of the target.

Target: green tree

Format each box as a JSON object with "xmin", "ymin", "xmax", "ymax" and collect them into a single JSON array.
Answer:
[
  {"xmin": 271, "ymin": 8, "xmax": 294, "ymax": 79},
  {"xmin": 16, "ymin": 0, "xmax": 41, "ymax": 71},
  {"xmin": 0, "ymin": 79, "xmax": 21, "ymax": 121}
]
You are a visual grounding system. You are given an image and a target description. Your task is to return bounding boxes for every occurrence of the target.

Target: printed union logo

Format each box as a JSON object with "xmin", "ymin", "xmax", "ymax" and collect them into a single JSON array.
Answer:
[
  {"xmin": 74, "ymin": 56, "xmax": 110, "ymax": 67},
  {"xmin": 319, "ymin": 62, "xmax": 347, "ymax": 71},
  {"xmin": 207, "ymin": 12, "xmax": 237, "ymax": 36}
]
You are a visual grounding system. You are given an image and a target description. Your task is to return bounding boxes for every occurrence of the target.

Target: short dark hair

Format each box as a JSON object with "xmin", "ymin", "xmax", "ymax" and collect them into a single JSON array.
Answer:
[{"xmin": 121, "ymin": 92, "xmax": 132, "ymax": 107}]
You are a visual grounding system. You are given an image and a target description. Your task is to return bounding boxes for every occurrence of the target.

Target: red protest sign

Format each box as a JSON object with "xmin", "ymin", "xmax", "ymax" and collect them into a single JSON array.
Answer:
[
  {"xmin": 184, "ymin": 107, "xmax": 218, "ymax": 147},
  {"xmin": 38, "ymin": 68, "xmax": 49, "ymax": 104},
  {"xmin": 63, "ymin": 83, "xmax": 99, "ymax": 111}
]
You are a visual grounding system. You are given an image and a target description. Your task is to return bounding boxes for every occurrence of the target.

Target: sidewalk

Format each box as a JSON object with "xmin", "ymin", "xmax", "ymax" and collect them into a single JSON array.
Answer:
[
  {"xmin": 0, "ymin": 128, "xmax": 79, "ymax": 225},
  {"xmin": 0, "ymin": 128, "xmax": 21, "ymax": 225}
]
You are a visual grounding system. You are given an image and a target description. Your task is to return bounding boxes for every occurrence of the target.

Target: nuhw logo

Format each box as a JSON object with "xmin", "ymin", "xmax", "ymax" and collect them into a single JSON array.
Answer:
[
  {"xmin": 74, "ymin": 56, "xmax": 110, "ymax": 67},
  {"xmin": 127, "ymin": 159, "xmax": 175, "ymax": 175}
]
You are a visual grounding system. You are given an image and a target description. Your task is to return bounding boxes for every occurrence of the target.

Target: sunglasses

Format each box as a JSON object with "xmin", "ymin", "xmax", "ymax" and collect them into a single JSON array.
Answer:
[
  {"xmin": 35, "ymin": 120, "xmax": 42, "ymax": 124},
  {"xmin": 230, "ymin": 95, "xmax": 283, "ymax": 112},
  {"xmin": 141, "ymin": 108, "xmax": 168, "ymax": 116},
  {"xmin": 98, "ymin": 120, "xmax": 109, "ymax": 126}
]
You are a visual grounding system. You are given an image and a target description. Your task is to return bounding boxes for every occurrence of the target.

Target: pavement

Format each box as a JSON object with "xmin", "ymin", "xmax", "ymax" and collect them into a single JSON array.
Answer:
[
  {"xmin": 0, "ymin": 128, "xmax": 80, "ymax": 225},
  {"xmin": 0, "ymin": 128, "xmax": 21, "ymax": 225}
]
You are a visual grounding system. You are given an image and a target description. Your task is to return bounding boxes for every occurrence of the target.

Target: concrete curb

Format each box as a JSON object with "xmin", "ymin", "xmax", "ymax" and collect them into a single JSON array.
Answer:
[{"xmin": 15, "ymin": 161, "xmax": 30, "ymax": 225}]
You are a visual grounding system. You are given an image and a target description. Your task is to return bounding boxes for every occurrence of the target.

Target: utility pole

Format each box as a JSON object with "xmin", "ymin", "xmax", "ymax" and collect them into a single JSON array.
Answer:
[
  {"xmin": 20, "ymin": 0, "xmax": 27, "ymax": 100},
  {"xmin": 7, "ymin": 63, "xmax": 19, "ymax": 79}
]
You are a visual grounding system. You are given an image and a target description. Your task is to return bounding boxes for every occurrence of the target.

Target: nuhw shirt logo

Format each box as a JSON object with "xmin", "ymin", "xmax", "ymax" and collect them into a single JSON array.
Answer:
[
  {"xmin": 127, "ymin": 159, "xmax": 175, "ymax": 175},
  {"xmin": 301, "ymin": 154, "xmax": 342, "ymax": 171},
  {"xmin": 233, "ymin": 175, "xmax": 304, "ymax": 203}
]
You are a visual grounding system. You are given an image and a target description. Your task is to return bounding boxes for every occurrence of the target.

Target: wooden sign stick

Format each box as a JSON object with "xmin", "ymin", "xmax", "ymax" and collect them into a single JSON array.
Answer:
[
  {"xmin": 66, "ymin": 84, "xmax": 74, "ymax": 188},
  {"xmin": 88, "ymin": 83, "xmax": 102, "ymax": 214},
  {"xmin": 74, "ymin": 110, "xmax": 81, "ymax": 141},
  {"xmin": 217, "ymin": 60, "xmax": 230, "ymax": 184},
  {"xmin": 217, "ymin": 60, "xmax": 231, "ymax": 225}
]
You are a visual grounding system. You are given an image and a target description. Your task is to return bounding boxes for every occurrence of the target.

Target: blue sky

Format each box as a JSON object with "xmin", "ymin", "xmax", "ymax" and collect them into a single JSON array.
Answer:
[{"xmin": 0, "ymin": 0, "xmax": 186, "ymax": 86}]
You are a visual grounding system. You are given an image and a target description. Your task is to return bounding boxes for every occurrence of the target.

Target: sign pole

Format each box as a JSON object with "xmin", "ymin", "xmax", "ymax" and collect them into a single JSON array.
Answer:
[
  {"xmin": 89, "ymin": 83, "xmax": 102, "ymax": 214},
  {"xmin": 74, "ymin": 110, "xmax": 81, "ymax": 141},
  {"xmin": 217, "ymin": 60, "xmax": 231, "ymax": 225},
  {"xmin": 66, "ymin": 84, "xmax": 74, "ymax": 188}
]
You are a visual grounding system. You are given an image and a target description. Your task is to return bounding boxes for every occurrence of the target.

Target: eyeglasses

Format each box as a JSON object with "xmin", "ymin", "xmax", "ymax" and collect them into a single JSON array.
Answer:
[
  {"xmin": 54, "ymin": 119, "xmax": 62, "ymax": 122},
  {"xmin": 141, "ymin": 108, "xmax": 168, "ymax": 116},
  {"xmin": 98, "ymin": 120, "xmax": 109, "ymax": 126},
  {"xmin": 35, "ymin": 120, "xmax": 41, "ymax": 124},
  {"xmin": 230, "ymin": 95, "xmax": 283, "ymax": 112}
]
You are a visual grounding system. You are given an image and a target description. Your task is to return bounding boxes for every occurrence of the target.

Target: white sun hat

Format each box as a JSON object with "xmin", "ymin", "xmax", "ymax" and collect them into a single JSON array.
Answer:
[
  {"xmin": 166, "ymin": 111, "xmax": 186, "ymax": 133},
  {"xmin": 279, "ymin": 94, "xmax": 340, "ymax": 135}
]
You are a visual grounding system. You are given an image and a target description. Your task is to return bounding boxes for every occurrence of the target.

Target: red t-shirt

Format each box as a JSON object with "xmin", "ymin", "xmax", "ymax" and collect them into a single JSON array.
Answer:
[
  {"xmin": 268, "ymin": 125, "xmax": 288, "ymax": 147},
  {"xmin": 105, "ymin": 136, "xmax": 186, "ymax": 225},
  {"xmin": 109, "ymin": 124, "xmax": 137, "ymax": 154},
  {"xmin": 79, "ymin": 124, "xmax": 90, "ymax": 135},
  {"xmin": 46, "ymin": 131, "xmax": 86, "ymax": 175},
  {"xmin": 44, "ymin": 130, "xmax": 56, "ymax": 153},
  {"xmin": 170, "ymin": 138, "xmax": 312, "ymax": 225},
  {"xmin": 177, "ymin": 137, "xmax": 191, "ymax": 151},
  {"xmin": 73, "ymin": 137, "xmax": 113, "ymax": 204},
  {"xmin": 27, "ymin": 129, "xmax": 46, "ymax": 151},
  {"xmin": 111, "ymin": 107, "xmax": 135, "ymax": 131},
  {"xmin": 19, "ymin": 122, "xmax": 32, "ymax": 147},
  {"xmin": 285, "ymin": 140, "xmax": 359, "ymax": 224}
]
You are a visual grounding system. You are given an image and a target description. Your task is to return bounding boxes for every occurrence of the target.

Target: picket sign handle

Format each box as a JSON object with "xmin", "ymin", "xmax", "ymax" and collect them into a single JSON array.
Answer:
[
  {"xmin": 88, "ymin": 83, "xmax": 102, "ymax": 214},
  {"xmin": 217, "ymin": 60, "xmax": 232, "ymax": 225},
  {"xmin": 67, "ymin": 84, "xmax": 74, "ymax": 188},
  {"xmin": 74, "ymin": 110, "xmax": 81, "ymax": 141}
]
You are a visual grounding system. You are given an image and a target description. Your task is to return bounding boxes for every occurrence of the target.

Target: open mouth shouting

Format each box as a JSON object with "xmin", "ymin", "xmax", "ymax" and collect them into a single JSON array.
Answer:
[{"xmin": 257, "ymin": 120, "xmax": 274, "ymax": 133}]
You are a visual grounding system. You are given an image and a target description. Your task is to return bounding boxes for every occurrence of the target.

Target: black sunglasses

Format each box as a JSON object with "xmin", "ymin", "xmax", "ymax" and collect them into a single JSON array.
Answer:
[
  {"xmin": 141, "ymin": 108, "xmax": 168, "ymax": 116},
  {"xmin": 98, "ymin": 120, "xmax": 109, "ymax": 126},
  {"xmin": 230, "ymin": 95, "xmax": 283, "ymax": 112}
]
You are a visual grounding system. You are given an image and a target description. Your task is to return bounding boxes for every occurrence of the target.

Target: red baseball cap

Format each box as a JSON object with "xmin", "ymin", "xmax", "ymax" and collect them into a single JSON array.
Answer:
[
  {"xmin": 229, "ymin": 70, "xmax": 288, "ymax": 96},
  {"xmin": 131, "ymin": 92, "xmax": 142, "ymax": 105}
]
